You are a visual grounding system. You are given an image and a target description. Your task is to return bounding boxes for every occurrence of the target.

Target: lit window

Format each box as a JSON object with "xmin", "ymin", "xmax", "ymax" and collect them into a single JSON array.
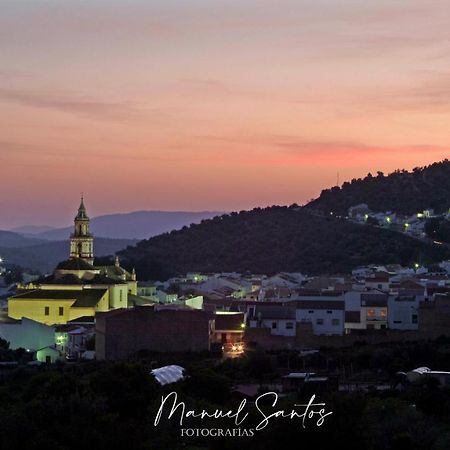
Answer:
[
  {"xmin": 380, "ymin": 309, "xmax": 387, "ymax": 318},
  {"xmin": 367, "ymin": 309, "xmax": 375, "ymax": 317}
]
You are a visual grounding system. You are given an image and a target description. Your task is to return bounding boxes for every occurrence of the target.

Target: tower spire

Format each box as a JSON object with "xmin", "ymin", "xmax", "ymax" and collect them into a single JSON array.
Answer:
[
  {"xmin": 70, "ymin": 197, "xmax": 94, "ymax": 264},
  {"xmin": 76, "ymin": 194, "xmax": 88, "ymax": 220}
]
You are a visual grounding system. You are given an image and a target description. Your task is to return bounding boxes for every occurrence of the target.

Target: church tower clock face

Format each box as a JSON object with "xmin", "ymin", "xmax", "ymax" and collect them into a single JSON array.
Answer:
[{"xmin": 69, "ymin": 197, "xmax": 94, "ymax": 265}]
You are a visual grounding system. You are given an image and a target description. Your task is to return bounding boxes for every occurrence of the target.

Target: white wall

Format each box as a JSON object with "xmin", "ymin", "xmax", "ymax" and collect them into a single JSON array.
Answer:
[
  {"xmin": 388, "ymin": 296, "xmax": 419, "ymax": 330},
  {"xmin": 296, "ymin": 309, "xmax": 344, "ymax": 335},
  {"xmin": 0, "ymin": 317, "xmax": 55, "ymax": 351},
  {"xmin": 249, "ymin": 318, "xmax": 296, "ymax": 336},
  {"xmin": 343, "ymin": 291, "xmax": 362, "ymax": 311}
]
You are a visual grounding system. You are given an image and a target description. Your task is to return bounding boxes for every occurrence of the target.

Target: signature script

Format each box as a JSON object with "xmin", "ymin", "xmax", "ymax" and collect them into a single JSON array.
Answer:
[{"xmin": 154, "ymin": 391, "xmax": 333, "ymax": 431}]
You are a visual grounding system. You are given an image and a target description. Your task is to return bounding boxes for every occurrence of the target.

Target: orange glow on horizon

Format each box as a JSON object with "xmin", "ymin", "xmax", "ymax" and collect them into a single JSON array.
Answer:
[{"xmin": 1, "ymin": 1, "xmax": 449, "ymax": 228}]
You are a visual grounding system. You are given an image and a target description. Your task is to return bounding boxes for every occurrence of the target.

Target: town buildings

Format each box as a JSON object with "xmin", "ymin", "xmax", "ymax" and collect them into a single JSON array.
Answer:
[{"xmin": 2, "ymin": 199, "xmax": 450, "ymax": 361}]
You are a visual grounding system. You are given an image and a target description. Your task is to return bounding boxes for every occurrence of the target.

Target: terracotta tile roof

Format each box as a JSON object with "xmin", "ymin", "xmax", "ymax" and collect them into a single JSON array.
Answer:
[
  {"xmin": 254, "ymin": 305, "xmax": 296, "ymax": 320},
  {"xmin": 56, "ymin": 258, "xmax": 97, "ymax": 271},
  {"xmin": 295, "ymin": 300, "xmax": 345, "ymax": 310},
  {"xmin": 10, "ymin": 288, "xmax": 107, "ymax": 307},
  {"xmin": 361, "ymin": 293, "xmax": 388, "ymax": 307}
]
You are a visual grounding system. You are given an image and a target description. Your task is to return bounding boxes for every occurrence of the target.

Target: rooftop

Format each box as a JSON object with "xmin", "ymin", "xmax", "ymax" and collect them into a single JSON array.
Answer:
[
  {"xmin": 10, "ymin": 289, "xmax": 107, "ymax": 308},
  {"xmin": 56, "ymin": 258, "xmax": 97, "ymax": 271},
  {"xmin": 296, "ymin": 300, "xmax": 345, "ymax": 310}
]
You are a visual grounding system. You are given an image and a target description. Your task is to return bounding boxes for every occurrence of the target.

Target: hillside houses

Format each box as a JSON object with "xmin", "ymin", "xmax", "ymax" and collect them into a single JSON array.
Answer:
[
  {"xmin": 4, "ymin": 248, "xmax": 450, "ymax": 359},
  {"xmin": 346, "ymin": 203, "xmax": 450, "ymax": 241},
  {"xmin": 166, "ymin": 265, "xmax": 450, "ymax": 348}
]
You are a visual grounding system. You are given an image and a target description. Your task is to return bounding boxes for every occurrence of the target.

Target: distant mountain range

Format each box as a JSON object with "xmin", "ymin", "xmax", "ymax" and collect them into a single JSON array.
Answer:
[
  {"xmin": 0, "ymin": 232, "xmax": 137, "ymax": 273},
  {"xmin": 0, "ymin": 230, "xmax": 47, "ymax": 248},
  {"xmin": 11, "ymin": 210, "xmax": 222, "ymax": 240},
  {"xmin": 1, "ymin": 210, "xmax": 221, "ymax": 273},
  {"xmin": 10, "ymin": 225, "xmax": 55, "ymax": 235}
]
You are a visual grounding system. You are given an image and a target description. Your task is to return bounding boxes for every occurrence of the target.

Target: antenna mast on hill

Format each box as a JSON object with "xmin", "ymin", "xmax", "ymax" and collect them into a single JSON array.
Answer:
[{"xmin": 336, "ymin": 171, "xmax": 340, "ymax": 187}]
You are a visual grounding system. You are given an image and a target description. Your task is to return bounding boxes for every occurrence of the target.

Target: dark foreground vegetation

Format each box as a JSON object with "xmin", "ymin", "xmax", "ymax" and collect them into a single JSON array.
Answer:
[{"xmin": 1, "ymin": 339, "xmax": 450, "ymax": 450}]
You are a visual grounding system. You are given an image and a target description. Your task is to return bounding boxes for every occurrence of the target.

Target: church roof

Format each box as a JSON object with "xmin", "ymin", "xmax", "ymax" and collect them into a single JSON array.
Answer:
[
  {"xmin": 56, "ymin": 258, "xmax": 97, "ymax": 271},
  {"xmin": 37, "ymin": 272, "xmax": 127, "ymax": 286},
  {"xmin": 90, "ymin": 274, "xmax": 128, "ymax": 285},
  {"xmin": 97, "ymin": 265, "xmax": 133, "ymax": 281},
  {"xmin": 38, "ymin": 273, "xmax": 85, "ymax": 285},
  {"xmin": 10, "ymin": 289, "xmax": 107, "ymax": 307}
]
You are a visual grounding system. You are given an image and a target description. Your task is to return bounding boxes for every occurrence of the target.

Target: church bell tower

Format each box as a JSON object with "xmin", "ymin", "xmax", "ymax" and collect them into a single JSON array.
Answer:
[{"xmin": 70, "ymin": 197, "xmax": 94, "ymax": 265}]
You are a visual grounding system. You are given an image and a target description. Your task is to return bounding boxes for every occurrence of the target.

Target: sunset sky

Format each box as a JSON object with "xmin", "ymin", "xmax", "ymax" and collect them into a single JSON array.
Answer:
[{"xmin": 1, "ymin": 0, "xmax": 449, "ymax": 229}]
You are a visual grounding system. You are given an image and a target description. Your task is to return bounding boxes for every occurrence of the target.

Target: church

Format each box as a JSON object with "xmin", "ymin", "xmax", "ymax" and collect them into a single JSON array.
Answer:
[{"xmin": 8, "ymin": 198, "xmax": 145, "ymax": 325}]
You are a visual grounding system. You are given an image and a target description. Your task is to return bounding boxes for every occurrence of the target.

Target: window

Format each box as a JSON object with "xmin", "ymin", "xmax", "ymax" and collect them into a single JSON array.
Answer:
[
  {"xmin": 271, "ymin": 322, "xmax": 277, "ymax": 329},
  {"xmin": 367, "ymin": 308, "xmax": 375, "ymax": 317},
  {"xmin": 286, "ymin": 322, "xmax": 294, "ymax": 329},
  {"xmin": 412, "ymin": 314, "xmax": 418, "ymax": 324},
  {"xmin": 59, "ymin": 307, "xmax": 64, "ymax": 316},
  {"xmin": 120, "ymin": 290, "xmax": 123, "ymax": 302},
  {"xmin": 308, "ymin": 310, "xmax": 314, "ymax": 314},
  {"xmin": 380, "ymin": 309, "xmax": 387, "ymax": 318},
  {"xmin": 332, "ymin": 318, "xmax": 340, "ymax": 326},
  {"xmin": 326, "ymin": 310, "xmax": 332, "ymax": 314},
  {"xmin": 44, "ymin": 306, "xmax": 50, "ymax": 316},
  {"xmin": 316, "ymin": 318, "xmax": 324, "ymax": 325}
]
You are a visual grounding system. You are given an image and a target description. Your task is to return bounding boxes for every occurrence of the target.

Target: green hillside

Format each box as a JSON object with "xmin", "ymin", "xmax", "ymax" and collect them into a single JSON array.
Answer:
[
  {"xmin": 118, "ymin": 206, "xmax": 449, "ymax": 280},
  {"xmin": 306, "ymin": 159, "xmax": 450, "ymax": 215}
]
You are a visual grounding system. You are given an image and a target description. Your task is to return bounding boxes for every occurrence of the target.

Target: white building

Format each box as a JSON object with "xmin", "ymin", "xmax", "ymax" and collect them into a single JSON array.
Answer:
[
  {"xmin": 388, "ymin": 295, "xmax": 419, "ymax": 330},
  {"xmin": 249, "ymin": 305, "xmax": 297, "ymax": 337},
  {"xmin": 295, "ymin": 300, "xmax": 344, "ymax": 336}
]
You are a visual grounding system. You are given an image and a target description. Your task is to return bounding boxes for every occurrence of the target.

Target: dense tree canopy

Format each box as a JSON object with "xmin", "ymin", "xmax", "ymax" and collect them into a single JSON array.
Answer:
[
  {"xmin": 306, "ymin": 160, "xmax": 450, "ymax": 215},
  {"xmin": 118, "ymin": 206, "xmax": 449, "ymax": 281}
]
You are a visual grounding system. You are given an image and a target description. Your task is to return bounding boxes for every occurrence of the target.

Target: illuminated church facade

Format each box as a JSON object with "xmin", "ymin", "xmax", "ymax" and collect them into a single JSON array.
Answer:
[{"xmin": 8, "ymin": 198, "xmax": 145, "ymax": 325}]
